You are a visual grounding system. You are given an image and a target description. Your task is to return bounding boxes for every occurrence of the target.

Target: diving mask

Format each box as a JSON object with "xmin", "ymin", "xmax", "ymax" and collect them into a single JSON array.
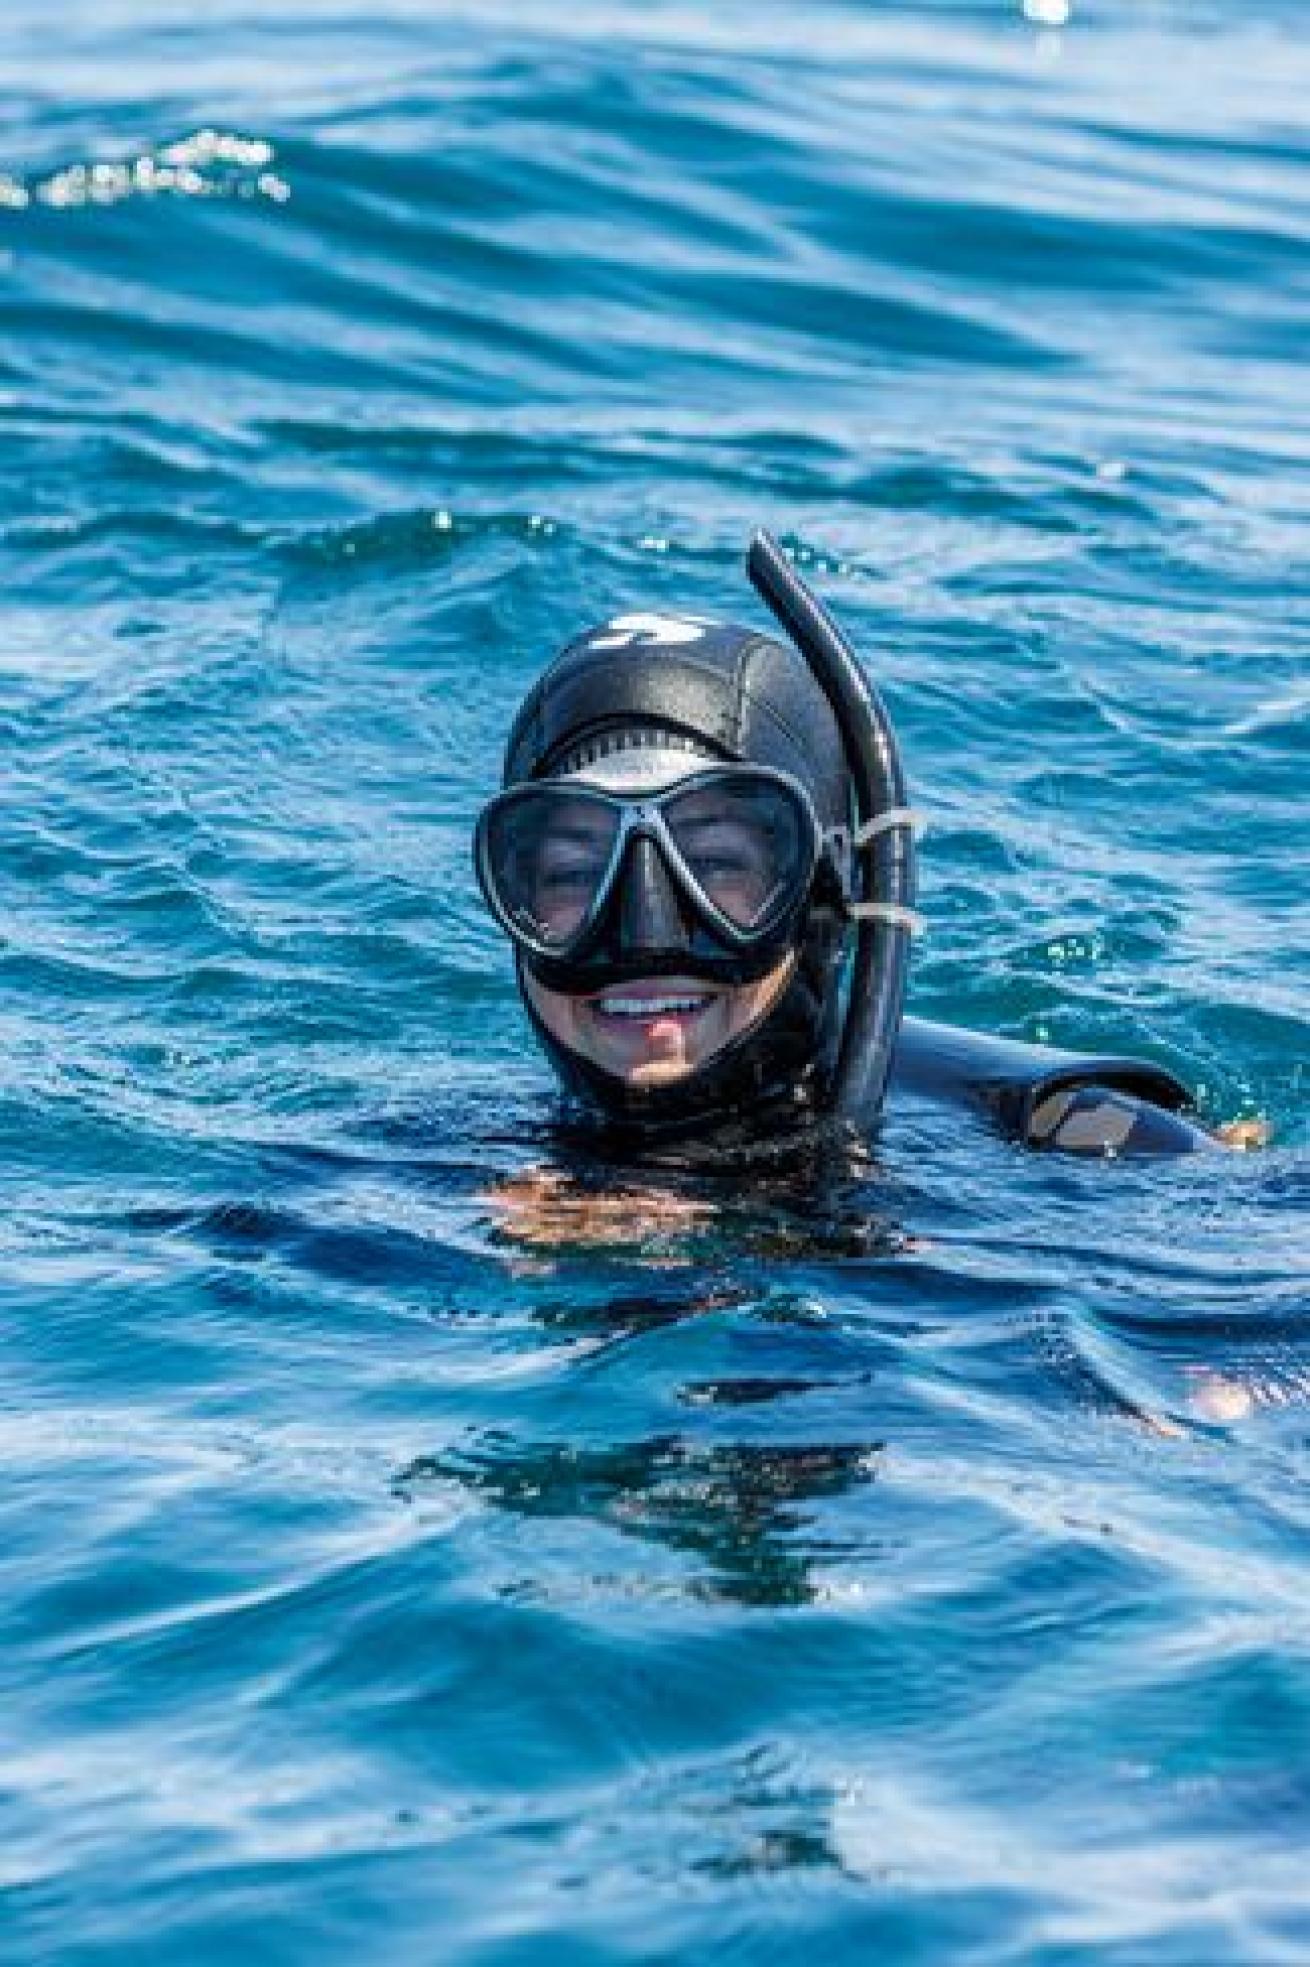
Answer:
[{"xmin": 474, "ymin": 762, "xmax": 849, "ymax": 991}]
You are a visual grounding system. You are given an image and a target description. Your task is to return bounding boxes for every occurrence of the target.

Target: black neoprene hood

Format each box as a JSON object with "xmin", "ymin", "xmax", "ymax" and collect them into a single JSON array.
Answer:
[
  {"xmin": 503, "ymin": 617, "xmax": 850, "ymax": 828},
  {"xmin": 496, "ymin": 612, "xmax": 856, "ymax": 1138}
]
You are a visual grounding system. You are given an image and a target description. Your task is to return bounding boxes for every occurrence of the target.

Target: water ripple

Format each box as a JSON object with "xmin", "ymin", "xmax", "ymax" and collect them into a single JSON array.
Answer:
[{"xmin": 2, "ymin": 3, "xmax": 1308, "ymax": 1961}]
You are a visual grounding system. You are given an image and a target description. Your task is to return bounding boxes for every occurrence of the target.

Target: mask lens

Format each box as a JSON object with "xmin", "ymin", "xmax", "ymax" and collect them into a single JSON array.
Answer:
[
  {"xmin": 663, "ymin": 776, "xmax": 809, "ymax": 931},
  {"xmin": 483, "ymin": 789, "xmax": 619, "ymax": 947}
]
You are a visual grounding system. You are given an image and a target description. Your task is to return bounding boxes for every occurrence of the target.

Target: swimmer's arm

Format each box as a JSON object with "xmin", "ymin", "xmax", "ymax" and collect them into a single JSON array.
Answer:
[{"xmin": 890, "ymin": 1017, "xmax": 1231, "ymax": 1155}]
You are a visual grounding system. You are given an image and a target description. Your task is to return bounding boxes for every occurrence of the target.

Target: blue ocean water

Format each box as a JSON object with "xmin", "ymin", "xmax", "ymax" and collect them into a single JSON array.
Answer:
[{"xmin": 2, "ymin": 0, "xmax": 1307, "ymax": 1959}]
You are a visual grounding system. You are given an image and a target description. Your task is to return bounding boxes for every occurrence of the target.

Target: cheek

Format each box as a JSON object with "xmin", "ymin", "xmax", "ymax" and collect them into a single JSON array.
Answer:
[
  {"xmin": 720, "ymin": 958, "xmax": 795, "ymax": 1042},
  {"xmin": 721, "ymin": 990, "xmax": 756, "ymax": 1042},
  {"xmin": 693, "ymin": 989, "xmax": 748, "ymax": 1055},
  {"xmin": 524, "ymin": 973, "xmax": 584, "ymax": 1050}
]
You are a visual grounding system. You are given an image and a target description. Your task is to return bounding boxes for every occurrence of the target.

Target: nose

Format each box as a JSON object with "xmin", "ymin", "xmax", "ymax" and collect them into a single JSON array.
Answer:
[{"xmin": 618, "ymin": 835, "xmax": 694, "ymax": 955}]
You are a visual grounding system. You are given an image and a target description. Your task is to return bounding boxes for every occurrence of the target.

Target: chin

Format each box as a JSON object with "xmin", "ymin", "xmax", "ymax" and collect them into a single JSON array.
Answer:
[{"xmin": 623, "ymin": 1056, "xmax": 701, "ymax": 1089}]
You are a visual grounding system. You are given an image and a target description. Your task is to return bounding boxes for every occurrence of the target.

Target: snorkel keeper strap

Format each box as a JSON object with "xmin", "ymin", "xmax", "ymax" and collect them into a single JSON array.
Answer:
[{"xmin": 747, "ymin": 531, "xmax": 917, "ymax": 1128}]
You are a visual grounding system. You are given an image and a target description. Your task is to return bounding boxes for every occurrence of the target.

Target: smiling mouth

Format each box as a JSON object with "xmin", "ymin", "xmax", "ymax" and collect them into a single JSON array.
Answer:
[{"xmin": 585, "ymin": 982, "xmax": 717, "ymax": 1024}]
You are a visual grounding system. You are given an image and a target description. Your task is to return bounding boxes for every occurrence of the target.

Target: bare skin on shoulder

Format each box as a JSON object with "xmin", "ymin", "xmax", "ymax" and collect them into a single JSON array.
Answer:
[{"xmin": 486, "ymin": 1166, "xmax": 714, "ymax": 1257}]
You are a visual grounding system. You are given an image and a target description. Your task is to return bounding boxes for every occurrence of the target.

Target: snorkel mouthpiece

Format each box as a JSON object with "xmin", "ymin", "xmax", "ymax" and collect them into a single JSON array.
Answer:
[{"xmin": 746, "ymin": 531, "xmax": 917, "ymax": 1127}]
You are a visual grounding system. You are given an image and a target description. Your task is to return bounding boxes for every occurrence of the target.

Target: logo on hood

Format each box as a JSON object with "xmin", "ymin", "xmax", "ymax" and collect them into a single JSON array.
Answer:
[{"xmin": 586, "ymin": 613, "xmax": 712, "ymax": 652}]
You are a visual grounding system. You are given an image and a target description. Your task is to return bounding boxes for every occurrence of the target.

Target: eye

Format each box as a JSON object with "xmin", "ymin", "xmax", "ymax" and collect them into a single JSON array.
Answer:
[
  {"xmin": 688, "ymin": 850, "xmax": 751, "ymax": 881},
  {"xmin": 536, "ymin": 838, "xmax": 612, "ymax": 895},
  {"xmin": 540, "ymin": 866, "xmax": 597, "ymax": 895}
]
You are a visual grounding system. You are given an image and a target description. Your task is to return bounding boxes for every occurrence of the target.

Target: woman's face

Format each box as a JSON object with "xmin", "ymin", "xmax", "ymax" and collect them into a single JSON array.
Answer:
[{"xmin": 523, "ymin": 954, "xmax": 795, "ymax": 1089}]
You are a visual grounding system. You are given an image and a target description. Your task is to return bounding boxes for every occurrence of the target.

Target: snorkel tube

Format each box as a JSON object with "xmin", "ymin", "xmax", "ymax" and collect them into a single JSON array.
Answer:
[{"xmin": 747, "ymin": 530, "xmax": 917, "ymax": 1128}]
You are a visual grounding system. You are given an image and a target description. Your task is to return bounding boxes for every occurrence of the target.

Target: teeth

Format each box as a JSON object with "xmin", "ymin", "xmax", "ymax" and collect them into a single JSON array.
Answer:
[{"xmin": 596, "ymin": 993, "xmax": 709, "ymax": 1018}]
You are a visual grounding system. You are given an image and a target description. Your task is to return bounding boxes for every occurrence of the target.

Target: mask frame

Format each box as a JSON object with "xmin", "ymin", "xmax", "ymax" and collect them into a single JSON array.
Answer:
[{"xmin": 475, "ymin": 763, "xmax": 850, "ymax": 981}]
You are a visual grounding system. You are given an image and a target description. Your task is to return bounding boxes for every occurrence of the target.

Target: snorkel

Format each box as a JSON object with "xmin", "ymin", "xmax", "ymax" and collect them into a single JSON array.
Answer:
[{"xmin": 746, "ymin": 531, "xmax": 918, "ymax": 1128}]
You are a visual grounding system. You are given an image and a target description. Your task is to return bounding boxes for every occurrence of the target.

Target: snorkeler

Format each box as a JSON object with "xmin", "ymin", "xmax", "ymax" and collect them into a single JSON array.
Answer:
[{"xmin": 474, "ymin": 532, "xmax": 1217, "ymax": 1167}]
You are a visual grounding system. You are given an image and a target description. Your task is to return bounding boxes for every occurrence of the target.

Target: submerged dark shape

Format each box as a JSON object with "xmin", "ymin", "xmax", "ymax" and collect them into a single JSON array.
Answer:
[
  {"xmin": 399, "ymin": 1427, "xmax": 880, "ymax": 1609},
  {"xmin": 475, "ymin": 534, "xmax": 1210, "ymax": 1167}
]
